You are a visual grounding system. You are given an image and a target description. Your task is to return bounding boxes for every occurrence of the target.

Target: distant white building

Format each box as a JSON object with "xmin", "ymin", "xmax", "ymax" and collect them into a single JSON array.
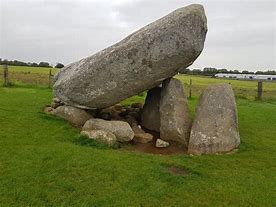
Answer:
[{"xmin": 214, "ymin": 73, "xmax": 276, "ymax": 81}]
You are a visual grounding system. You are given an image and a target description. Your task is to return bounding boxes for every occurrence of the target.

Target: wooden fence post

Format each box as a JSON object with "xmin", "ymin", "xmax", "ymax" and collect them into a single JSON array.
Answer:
[
  {"xmin": 257, "ymin": 81, "xmax": 263, "ymax": 100},
  {"xmin": 189, "ymin": 79, "xmax": 192, "ymax": 99},
  {"xmin": 48, "ymin": 69, "xmax": 52, "ymax": 88},
  {"xmin": 3, "ymin": 65, "xmax": 9, "ymax": 87}
]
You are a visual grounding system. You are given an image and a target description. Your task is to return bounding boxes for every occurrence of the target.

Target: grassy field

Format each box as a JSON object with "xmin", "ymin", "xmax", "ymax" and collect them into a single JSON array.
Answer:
[
  {"xmin": 1, "ymin": 65, "xmax": 276, "ymax": 101},
  {"xmin": 0, "ymin": 69, "xmax": 276, "ymax": 206},
  {"xmin": 0, "ymin": 66, "xmax": 59, "ymax": 86},
  {"xmin": 176, "ymin": 74, "xmax": 276, "ymax": 101}
]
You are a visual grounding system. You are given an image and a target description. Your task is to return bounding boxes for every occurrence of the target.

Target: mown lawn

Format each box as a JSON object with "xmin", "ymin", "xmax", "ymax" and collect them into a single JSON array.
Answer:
[{"xmin": 0, "ymin": 84, "xmax": 275, "ymax": 206}]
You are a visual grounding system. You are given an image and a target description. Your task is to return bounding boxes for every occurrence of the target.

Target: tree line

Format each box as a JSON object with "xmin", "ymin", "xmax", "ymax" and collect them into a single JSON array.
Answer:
[
  {"xmin": 179, "ymin": 67, "xmax": 276, "ymax": 76},
  {"xmin": 0, "ymin": 58, "xmax": 64, "ymax": 68}
]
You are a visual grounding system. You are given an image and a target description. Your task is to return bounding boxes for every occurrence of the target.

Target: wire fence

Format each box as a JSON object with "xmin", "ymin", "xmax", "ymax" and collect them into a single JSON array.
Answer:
[
  {"xmin": 175, "ymin": 74, "xmax": 276, "ymax": 101},
  {"xmin": 0, "ymin": 65, "xmax": 56, "ymax": 87},
  {"xmin": 1, "ymin": 65, "xmax": 276, "ymax": 102}
]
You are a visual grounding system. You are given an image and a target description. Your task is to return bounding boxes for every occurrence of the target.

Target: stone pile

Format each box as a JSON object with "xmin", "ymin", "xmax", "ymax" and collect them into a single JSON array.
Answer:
[{"xmin": 47, "ymin": 4, "xmax": 240, "ymax": 155}]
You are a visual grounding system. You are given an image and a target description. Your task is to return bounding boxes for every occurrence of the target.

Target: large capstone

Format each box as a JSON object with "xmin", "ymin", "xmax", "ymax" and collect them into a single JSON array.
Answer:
[
  {"xmin": 53, "ymin": 4, "xmax": 207, "ymax": 109},
  {"xmin": 160, "ymin": 78, "xmax": 192, "ymax": 146},
  {"xmin": 188, "ymin": 84, "xmax": 240, "ymax": 155}
]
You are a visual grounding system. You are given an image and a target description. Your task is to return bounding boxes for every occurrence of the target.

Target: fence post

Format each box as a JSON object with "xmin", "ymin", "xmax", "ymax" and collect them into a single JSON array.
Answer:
[
  {"xmin": 257, "ymin": 81, "xmax": 263, "ymax": 100},
  {"xmin": 48, "ymin": 69, "xmax": 52, "ymax": 88},
  {"xmin": 189, "ymin": 79, "xmax": 192, "ymax": 99},
  {"xmin": 3, "ymin": 65, "xmax": 9, "ymax": 87}
]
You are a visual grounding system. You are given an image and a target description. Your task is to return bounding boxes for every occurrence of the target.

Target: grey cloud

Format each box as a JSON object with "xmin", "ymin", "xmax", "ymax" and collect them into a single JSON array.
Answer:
[{"xmin": 0, "ymin": 0, "xmax": 275, "ymax": 71}]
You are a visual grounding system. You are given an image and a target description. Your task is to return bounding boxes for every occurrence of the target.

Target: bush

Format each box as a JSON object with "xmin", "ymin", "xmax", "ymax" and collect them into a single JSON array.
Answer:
[{"xmin": 55, "ymin": 63, "xmax": 64, "ymax": 68}]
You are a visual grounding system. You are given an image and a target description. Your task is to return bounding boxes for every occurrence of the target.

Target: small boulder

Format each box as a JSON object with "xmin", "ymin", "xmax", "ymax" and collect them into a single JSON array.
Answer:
[
  {"xmin": 51, "ymin": 97, "xmax": 64, "ymax": 109},
  {"xmin": 131, "ymin": 123, "xmax": 145, "ymax": 133},
  {"xmin": 44, "ymin": 107, "xmax": 54, "ymax": 114},
  {"xmin": 128, "ymin": 111, "xmax": 140, "ymax": 120},
  {"xmin": 81, "ymin": 130, "xmax": 117, "ymax": 146},
  {"xmin": 156, "ymin": 139, "xmax": 170, "ymax": 148},
  {"xmin": 160, "ymin": 78, "xmax": 192, "ymax": 146},
  {"xmin": 133, "ymin": 133, "xmax": 153, "ymax": 144},
  {"xmin": 52, "ymin": 105, "xmax": 92, "ymax": 127},
  {"xmin": 113, "ymin": 104, "xmax": 123, "ymax": 111},
  {"xmin": 82, "ymin": 118, "xmax": 134, "ymax": 142},
  {"xmin": 131, "ymin": 102, "xmax": 144, "ymax": 109},
  {"xmin": 132, "ymin": 124, "xmax": 153, "ymax": 143},
  {"xmin": 188, "ymin": 84, "xmax": 240, "ymax": 155},
  {"xmin": 119, "ymin": 108, "xmax": 128, "ymax": 117},
  {"xmin": 99, "ymin": 106, "xmax": 118, "ymax": 120},
  {"xmin": 141, "ymin": 87, "xmax": 161, "ymax": 132},
  {"xmin": 123, "ymin": 116, "xmax": 138, "ymax": 126}
]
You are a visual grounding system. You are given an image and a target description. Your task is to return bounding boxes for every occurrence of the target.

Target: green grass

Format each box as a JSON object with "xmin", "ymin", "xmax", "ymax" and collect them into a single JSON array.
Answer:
[{"xmin": 0, "ymin": 83, "xmax": 275, "ymax": 206}]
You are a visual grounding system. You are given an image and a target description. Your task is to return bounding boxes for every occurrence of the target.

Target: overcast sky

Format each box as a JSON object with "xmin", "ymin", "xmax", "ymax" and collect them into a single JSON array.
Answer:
[{"xmin": 0, "ymin": 0, "xmax": 275, "ymax": 71}]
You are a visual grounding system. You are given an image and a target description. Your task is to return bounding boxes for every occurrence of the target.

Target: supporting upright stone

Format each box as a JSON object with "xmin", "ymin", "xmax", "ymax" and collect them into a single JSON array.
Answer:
[
  {"xmin": 188, "ymin": 84, "xmax": 240, "ymax": 155},
  {"xmin": 160, "ymin": 78, "xmax": 192, "ymax": 146},
  {"xmin": 141, "ymin": 87, "xmax": 161, "ymax": 132}
]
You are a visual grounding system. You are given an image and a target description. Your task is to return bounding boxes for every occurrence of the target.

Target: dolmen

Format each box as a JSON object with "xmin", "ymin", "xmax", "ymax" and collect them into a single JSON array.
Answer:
[
  {"xmin": 48, "ymin": 4, "xmax": 240, "ymax": 155},
  {"xmin": 53, "ymin": 4, "xmax": 207, "ymax": 109}
]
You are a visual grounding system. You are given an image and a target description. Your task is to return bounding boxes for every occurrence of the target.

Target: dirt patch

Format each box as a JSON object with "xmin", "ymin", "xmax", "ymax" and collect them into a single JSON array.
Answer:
[
  {"xmin": 123, "ymin": 129, "xmax": 187, "ymax": 155},
  {"xmin": 124, "ymin": 141, "xmax": 187, "ymax": 155},
  {"xmin": 167, "ymin": 165, "xmax": 190, "ymax": 176}
]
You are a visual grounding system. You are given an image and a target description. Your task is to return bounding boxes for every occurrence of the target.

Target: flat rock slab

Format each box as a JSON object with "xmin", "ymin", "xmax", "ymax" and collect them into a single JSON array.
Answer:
[
  {"xmin": 82, "ymin": 118, "xmax": 134, "ymax": 142},
  {"xmin": 188, "ymin": 84, "xmax": 240, "ymax": 155},
  {"xmin": 160, "ymin": 78, "xmax": 192, "ymax": 146},
  {"xmin": 53, "ymin": 4, "xmax": 207, "ymax": 109},
  {"xmin": 52, "ymin": 105, "xmax": 92, "ymax": 127},
  {"xmin": 81, "ymin": 130, "xmax": 117, "ymax": 146},
  {"xmin": 156, "ymin": 139, "xmax": 170, "ymax": 148}
]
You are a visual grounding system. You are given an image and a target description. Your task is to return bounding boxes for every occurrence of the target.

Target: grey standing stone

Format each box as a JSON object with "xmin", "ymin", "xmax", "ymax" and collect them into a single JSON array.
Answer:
[
  {"xmin": 82, "ymin": 119, "xmax": 134, "ymax": 142},
  {"xmin": 160, "ymin": 78, "xmax": 192, "ymax": 146},
  {"xmin": 53, "ymin": 4, "xmax": 207, "ymax": 109},
  {"xmin": 188, "ymin": 84, "xmax": 240, "ymax": 155},
  {"xmin": 141, "ymin": 87, "xmax": 161, "ymax": 132}
]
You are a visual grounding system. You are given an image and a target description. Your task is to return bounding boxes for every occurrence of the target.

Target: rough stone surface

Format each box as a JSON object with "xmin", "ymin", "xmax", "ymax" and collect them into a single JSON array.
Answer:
[
  {"xmin": 133, "ymin": 133, "xmax": 154, "ymax": 144},
  {"xmin": 141, "ymin": 87, "xmax": 161, "ymax": 132},
  {"xmin": 156, "ymin": 139, "xmax": 170, "ymax": 148},
  {"xmin": 51, "ymin": 97, "xmax": 64, "ymax": 109},
  {"xmin": 188, "ymin": 84, "xmax": 240, "ymax": 155},
  {"xmin": 131, "ymin": 124, "xmax": 154, "ymax": 143},
  {"xmin": 131, "ymin": 123, "xmax": 145, "ymax": 134},
  {"xmin": 44, "ymin": 107, "xmax": 54, "ymax": 114},
  {"xmin": 81, "ymin": 130, "xmax": 117, "ymax": 146},
  {"xmin": 82, "ymin": 118, "xmax": 134, "ymax": 142},
  {"xmin": 53, "ymin": 4, "xmax": 207, "ymax": 109},
  {"xmin": 160, "ymin": 78, "xmax": 192, "ymax": 145},
  {"xmin": 52, "ymin": 105, "xmax": 92, "ymax": 127}
]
